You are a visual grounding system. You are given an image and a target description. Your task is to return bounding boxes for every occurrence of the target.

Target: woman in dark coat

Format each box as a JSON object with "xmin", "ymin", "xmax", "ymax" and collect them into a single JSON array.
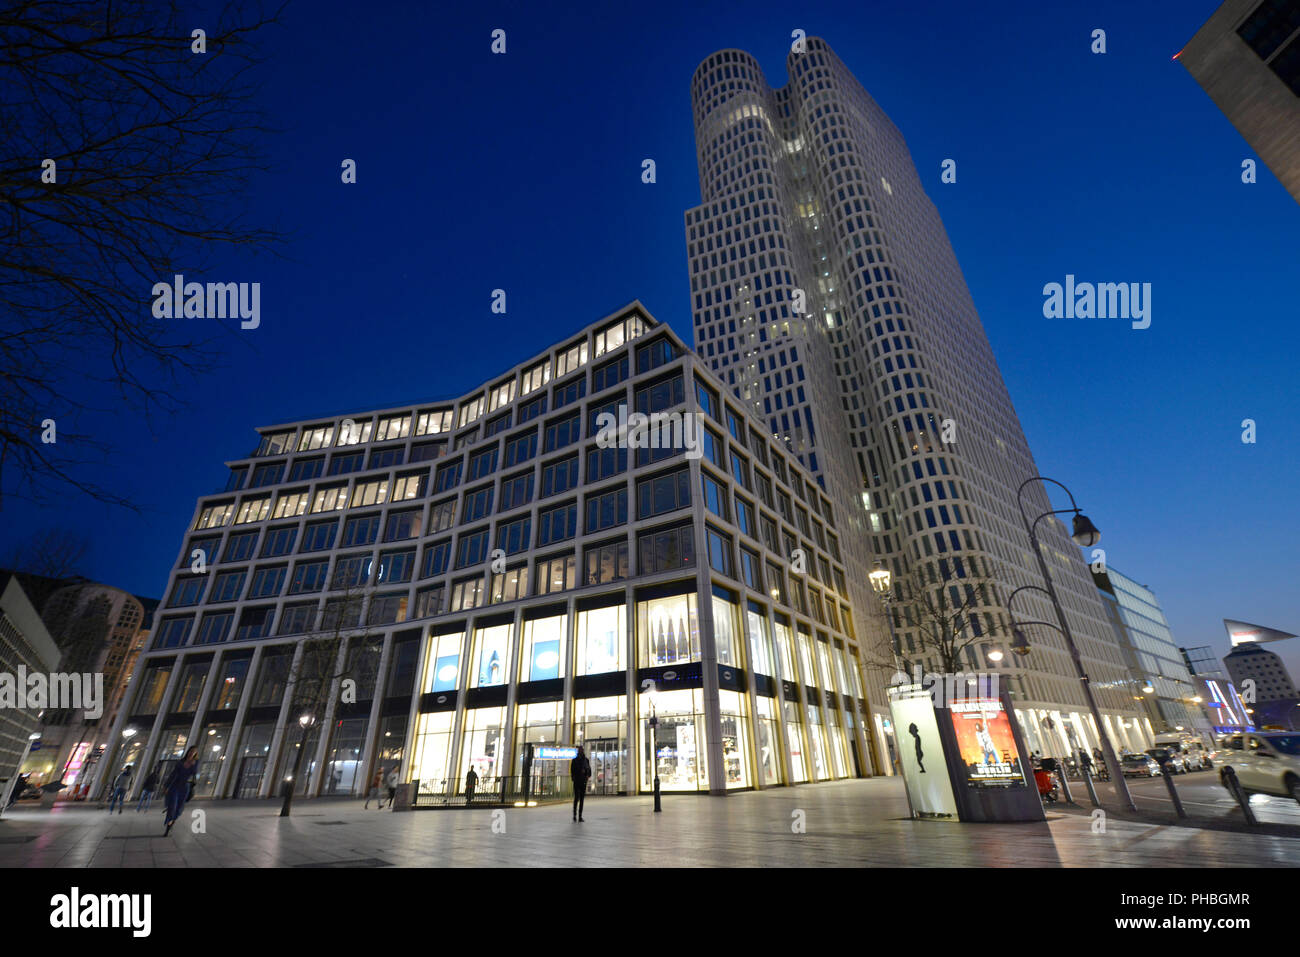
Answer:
[{"xmin": 163, "ymin": 747, "xmax": 200, "ymax": 836}]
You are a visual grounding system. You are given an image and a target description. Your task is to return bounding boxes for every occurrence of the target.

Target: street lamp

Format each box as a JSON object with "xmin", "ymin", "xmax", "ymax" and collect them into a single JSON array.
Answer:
[
  {"xmin": 987, "ymin": 647, "xmax": 1005, "ymax": 662},
  {"xmin": 1013, "ymin": 476, "xmax": 1136, "ymax": 812},
  {"xmin": 642, "ymin": 680, "xmax": 661, "ymax": 812},
  {"xmin": 869, "ymin": 561, "xmax": 902, "ymax": 670},
  {"xmin": 280, "ymin": 713, "xmax": 315, "ymax": 818}
]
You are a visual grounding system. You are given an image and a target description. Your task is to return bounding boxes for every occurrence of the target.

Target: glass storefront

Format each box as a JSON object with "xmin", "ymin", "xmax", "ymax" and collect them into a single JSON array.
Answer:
[
  {"xmin": 233, "ymin": 722, "xmax": 274, "ymax": 798},
  {"xmin": 806, "ymin": 704, "xmax": 829, "ymax": 781},
  {"xmin": 783, "ymin": 698, "xmax": 807, "ymax": 782},
  {"xmin": 745, "ymin": 602, "xmax": 775, "ymax": 678},
  {"xmin": 718, "ymin": 689, "xmax": 751, "ymax": 788},
  {"xmin": 194, "ymin": 725, "xmax": 230, "ymax": 797},
  {"xmin": 576, "ymin": 605, "xmax": 625, "ymax": 675},
  {"xmin": 573, "ymin": 695, "xmax": 628, "ymax": 794},
  {"xmin": 520, "ymin": 615, "xmax": 566, "ymax": 682},
  {"xmin": 640, "ymin": 688, "xmax": 708, "ymax": 791},
  {"xmin": 463, "ymin": 706, "xmax": 506, "ymax": 782},
  {"xmin": 471, "ymin": 624, "xmax": 511, "ymax": 688},
  {"xmin": 211, "ymin": 657, "xmax": 250, "ymax": 711},
  {"xmin": 825, "ymin": 705, "xmax": 849, "ymax": 779},
  {"xmin": 412, "ymin": 711, "xmax": 455, "ymax": 793},
  {"xmin": 796, "ymin": 629, "xmax": 818, "ymax": 690},
  {"xmin": 133, "ymin": 662, "xmax": 174, "ymax": 716},
  {"xmin": 171, "ymin": 659, "xmax": 211, "ymax": 712},
  {"xmin": 711, "ymin": 589, "xmax": 742, "ymax": 668},
  {"xmin": 322, "ymin": 717, "xmax": 368, "ymax": 794},
  {"xmin": 773, "ymin": 617, "xmax": 796, "ymax": 684},
  {"xmin": 754, "ymin": 695, "xmax": 782, "ymax": 785},
  {"xmin": 515, "ymin": 701, "xmax": 563, "ymax": 751},
  {"xmin": 638, "ymin": 593, "xmax": 700, "ymax": 668},
  {"xmin": 425, "ymin": 630, "xmax": 464, "ymax": 692}
]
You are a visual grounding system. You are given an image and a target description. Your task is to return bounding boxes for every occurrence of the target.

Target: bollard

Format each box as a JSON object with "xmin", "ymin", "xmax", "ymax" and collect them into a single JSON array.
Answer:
[
  {"xmin": 1159, "ymin": 764, "xmax": 1186, "ymax": 818},
  {"xmin": 1080, "ymin": 765, "xmax": 1100, "ymax": 808},
  {"xmin": 1054, "ymin": 765, "xmax": 1075, "ymax": 805},
  {"xmin": 1220, "ymin": 766, "xmax": 1257, "ymax": 826},
  {"xmin": 653, "ymin": 774, "xmax": 661, "ymax": 812}
]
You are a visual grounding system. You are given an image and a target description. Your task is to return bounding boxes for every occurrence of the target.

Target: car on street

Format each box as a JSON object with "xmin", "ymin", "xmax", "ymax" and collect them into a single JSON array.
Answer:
[
  {"xmin": 1121, "ymin": 754, "xmax": 1162, "ymax": 777},
  {"xmin": 1145, "ymin": 748, "xmax": 1188, "ymax": 773},
  {"xmin": 1214, "ymin": 732, "xmax": 1300, "ymax": 804}
]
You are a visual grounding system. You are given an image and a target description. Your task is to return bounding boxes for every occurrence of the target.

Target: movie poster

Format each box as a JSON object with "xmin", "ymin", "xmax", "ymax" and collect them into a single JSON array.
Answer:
[{"xmin": 948, "ymin": 697, "xmax": 1026, "ymax": 788}]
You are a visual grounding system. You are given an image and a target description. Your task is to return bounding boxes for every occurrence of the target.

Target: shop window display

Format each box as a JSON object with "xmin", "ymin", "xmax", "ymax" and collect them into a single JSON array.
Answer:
[
  {"xmin": 754, "ymin": 695, "xmax": 782, "ymax": 785},
  {"xmin": 783, "ymin": 698, "xmax": 808, "ymax": 782},
  {"xmin": 573, "ymin": 695, "xmax": 629, "ymax": 795},
  {"xmin": 711, "ymin": 591, "xmax": 742, "ymax": 667},
  {"xmin": 520, "ymin": 615, "xmax": 566, "ymax": 682},
  {"xmin": 718, "ymin": 689, "xmax": 751, "ymax": 788},
  {"xmin": 413, "ymin": 711, "xmax": 455, "ymax": 791},
  {"xmin": 637, "ymin": 593, "xmax": 700, "ymax": 668},
  {"xmin": 425, "ymin": 631, "xmax": 464, "ymax": 692},
  {"xmin": 464, "ymin": 706, "xmax": 506, "ymax": 782},
  {"xmin": 471, "ymin": 623, "xmax": 512, "ymax": 688},
  {"xmin": 640, "ymin": 688, "xmax": 708, "ymax": 791},
  {"xmin": 576, "ymin": 605, "xmax": 625, "ymax": 676},
  {"xmin": 805, "ymin": 704, "xmax": 829, "ymax": 782},
  {"xmin": 745, "ymin": 602, "xmax": 776, "ymax": 677}
]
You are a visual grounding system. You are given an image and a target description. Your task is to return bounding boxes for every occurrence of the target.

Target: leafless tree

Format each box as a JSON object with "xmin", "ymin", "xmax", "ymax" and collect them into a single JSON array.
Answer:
[
  {"xmin": 278, "ymin": 579, "xmax": 382, "ymax": 816},
  {"xmin": 864, "ymin": 559, "xmax": 1008, "ymax": 676},
  {"xmin": 0, "ymin": 0, "xmax": 284, "ymax": 510},
  {"xmin": 1, "ymin": 527, "xmax": 91, "ymax": 579}
]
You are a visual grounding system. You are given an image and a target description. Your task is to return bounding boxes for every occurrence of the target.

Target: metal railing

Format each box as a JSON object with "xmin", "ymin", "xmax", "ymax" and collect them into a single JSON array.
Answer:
[{"xmin": 412, "ymin": 773, "xmax": 574, "ymax": 808}]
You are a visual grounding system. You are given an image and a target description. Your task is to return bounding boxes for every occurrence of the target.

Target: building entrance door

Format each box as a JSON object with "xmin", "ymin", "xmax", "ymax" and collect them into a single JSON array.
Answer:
[
  {"xmin": 235, "ymin": 756, "xmax": 266, "ymax": 799},
  {"xmin": 586, "ymin": 737, "xmax": 624, "ymax": 795}
]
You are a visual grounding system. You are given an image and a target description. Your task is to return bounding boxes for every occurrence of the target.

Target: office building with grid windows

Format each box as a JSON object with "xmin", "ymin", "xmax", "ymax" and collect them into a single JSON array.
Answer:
[
  {"xmin": 1180, "ymin": 0, "xmax": 1300, "ymax": 206},
  {"xmin": 101, "ymin": 304, "xmax": 874, "ymax": 800},
  {"xmin": 685, "ymin": 38, "xmax": 1154, "ymax": 768}
]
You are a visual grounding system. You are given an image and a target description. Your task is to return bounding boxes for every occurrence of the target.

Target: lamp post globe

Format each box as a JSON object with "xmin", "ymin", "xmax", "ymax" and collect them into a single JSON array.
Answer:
[{"xmin": 1070, "ymin": 513, "xmax": 1101, "ymax": 548}]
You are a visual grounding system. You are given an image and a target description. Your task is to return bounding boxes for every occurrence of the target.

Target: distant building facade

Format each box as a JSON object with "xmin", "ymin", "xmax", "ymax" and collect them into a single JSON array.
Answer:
[
  {"xmin": 1180, "ymin": 0, "xmax": 1300, "ymax": 205},
  {"xmin": 1092, "ymin": 568, "xmax": 1204, "ymax": 736},
  {"xmin": 0, "ymin": 574, "xmax": 62, "ymax": 804}
]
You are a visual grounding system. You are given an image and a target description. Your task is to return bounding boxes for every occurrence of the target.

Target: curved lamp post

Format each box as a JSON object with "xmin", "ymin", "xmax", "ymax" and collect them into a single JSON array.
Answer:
[{"xmin": 1012, "ymin": 476, "xmax": 1136, "ymax": 811}]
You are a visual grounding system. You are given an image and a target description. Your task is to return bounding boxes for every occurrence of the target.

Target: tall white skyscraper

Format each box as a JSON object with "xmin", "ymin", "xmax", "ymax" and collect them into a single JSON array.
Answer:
[{"xmin": 685, "ymin": 38, "xmax": 1152, "ymax": 766}]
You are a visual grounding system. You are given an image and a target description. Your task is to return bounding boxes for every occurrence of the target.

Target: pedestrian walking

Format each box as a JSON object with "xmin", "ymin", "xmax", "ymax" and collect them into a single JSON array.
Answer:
[
  {"xmin": 163, "ymin": 747, "xmax": 200, "ymax": 836},
  {"xmin": 136, "ymin": 767, "xmax": 160, "ymax": 813},
  {"xmin": 464, "ymin": 766, "xmax": 478, "ymax": 805},
  {"xmin": 107, "ymin": 765, "xmax": 133, "ymax": 814},
  {"xmin": 385, "ymin": 768, "xmax": 399, "ymax": 810},
  {"xmin": 1078, "ymin": 748, "xmax": 1093, "ymax": 775},
  {"xmin": 364, "ymin": 769, "xmax": 383, "ymax": 809},
  {"xmin": 571, "ymin": 745, "xmax": 592, "ymax": 822}
]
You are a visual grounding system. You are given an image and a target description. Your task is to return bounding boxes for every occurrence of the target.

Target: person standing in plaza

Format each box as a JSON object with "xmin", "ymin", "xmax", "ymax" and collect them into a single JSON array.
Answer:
[
  {"xmin": 571, "ymin": 745, "xmax": 591, "ymax": 822},
  {"xmin": 106, "ymin": 765, "xmax": 132, "ymax": 814},
  {"xmin": 464, "ymin": 766, "xmax": 477, "ymax": 805},
  {"xmin": 163, "ymin": 747, "xmax": 200, "ymax": 836},
  {"xmin": 385, "ymin": 767, "xmax": 399, "ymax": 810},
  {"xmin": 136, "ymin": 766, "xmax": 160, "ymax": 813}
]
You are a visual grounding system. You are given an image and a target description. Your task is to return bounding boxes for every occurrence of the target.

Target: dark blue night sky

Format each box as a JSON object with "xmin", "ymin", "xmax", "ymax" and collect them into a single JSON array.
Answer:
[{"xmin": 5, "ymin": 0, "xmax": 1298, "ymax": 676}]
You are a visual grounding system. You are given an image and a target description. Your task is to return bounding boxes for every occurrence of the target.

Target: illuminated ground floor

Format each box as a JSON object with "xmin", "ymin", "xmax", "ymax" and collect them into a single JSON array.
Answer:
[{"xmin": 96, "ymin": 578, "xmax": 874, "ymax": 801}]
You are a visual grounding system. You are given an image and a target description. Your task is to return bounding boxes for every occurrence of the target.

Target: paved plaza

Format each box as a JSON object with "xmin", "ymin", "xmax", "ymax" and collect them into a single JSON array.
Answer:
[{"xmin": 2, "ymin": 777, "xmax": 1297, "ymax": 868}]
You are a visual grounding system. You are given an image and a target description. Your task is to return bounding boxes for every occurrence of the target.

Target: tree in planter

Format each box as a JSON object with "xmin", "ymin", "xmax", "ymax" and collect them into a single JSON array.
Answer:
[
  {"xmin": 279, "ymin": 582, "xmax": 382, "ymax": 817},
  {"xmin": 865, "ymin": 558, "xmax": 1007, "ymax": 679}
]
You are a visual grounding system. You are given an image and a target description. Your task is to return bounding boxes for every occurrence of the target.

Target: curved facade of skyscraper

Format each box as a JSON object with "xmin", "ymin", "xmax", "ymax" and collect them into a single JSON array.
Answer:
[{"xmin": 686, "ymin": 39, "xmax": 1153, "ymax": 765}]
